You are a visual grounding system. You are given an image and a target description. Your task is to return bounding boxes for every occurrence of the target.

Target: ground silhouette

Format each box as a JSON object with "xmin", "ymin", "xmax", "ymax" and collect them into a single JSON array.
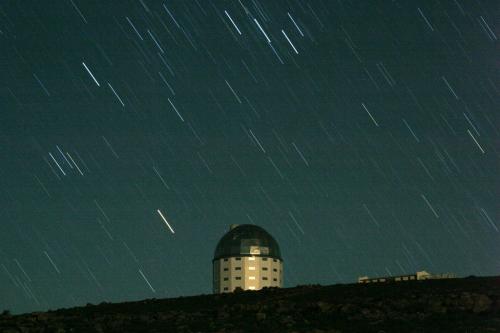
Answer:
[{"xmin": 1, "ymin": 276, "xmax": 499, "ymax": 332}]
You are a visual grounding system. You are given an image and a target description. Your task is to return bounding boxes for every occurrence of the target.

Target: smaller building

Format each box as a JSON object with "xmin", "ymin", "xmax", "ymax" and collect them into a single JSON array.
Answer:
[{"xmin": 358, "ymin": 271, "xmax": 455, "ymax": 284}]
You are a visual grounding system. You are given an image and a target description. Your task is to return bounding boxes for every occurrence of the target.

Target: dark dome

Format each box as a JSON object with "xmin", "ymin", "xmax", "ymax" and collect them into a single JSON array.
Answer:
[{"xmin": 213, "ymin": 224, "xmax": 282, "ymax": 261}]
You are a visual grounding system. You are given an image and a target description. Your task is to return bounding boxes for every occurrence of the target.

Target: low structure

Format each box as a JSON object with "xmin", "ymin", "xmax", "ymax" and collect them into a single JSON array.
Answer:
[{"xmin": 358, "ymin": 271, "xmax": 456, "ymax": 284}]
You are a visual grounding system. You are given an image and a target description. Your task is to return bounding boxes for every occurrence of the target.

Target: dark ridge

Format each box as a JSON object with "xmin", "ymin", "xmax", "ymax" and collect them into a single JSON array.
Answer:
[{"xmin": 1, "ymin": 276, "xmax": 499, "ymax": 332}]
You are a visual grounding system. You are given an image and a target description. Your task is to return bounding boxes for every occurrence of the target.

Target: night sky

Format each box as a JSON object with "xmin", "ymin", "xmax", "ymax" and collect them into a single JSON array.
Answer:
[{"xmin": 1, "ymin": 0, "xmax": 498, "ymax": 314}]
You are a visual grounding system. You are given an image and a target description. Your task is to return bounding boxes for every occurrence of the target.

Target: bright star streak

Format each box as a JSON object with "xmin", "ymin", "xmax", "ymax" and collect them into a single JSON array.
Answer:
[
  {"xmin": 287, "ymin": 12, "xmax": 304, "ymax": 37},
  {"xmin": 82, "ymin": 62, "xmax": 100, "ymax": 87},
  {"xmin": 253, "ymin": 18, "xmax": 271, "ymax": 43},
  {"xmin": 467, "ymin": 129, "xmax": 485, "ymax": 154},
  {"xmin": 139, "ymin": 269, "xmax": 156, "ymax": 293},
  {"xmin": 362, "ymin": 103, "xmax": 379, "ymax": 127},
  {"xmin": 168, "ymin": 98, "xmax": 185, "ymax": 122},
  {"xmin": 49, "ymin": 152, "xmax": 66, "ymax": 176},
  {"xmin": 107, "ymin": 82, "xmax": 125, "ymax": 106},
  {"xmin": 281, "ymin": 30, "xmax": 298, "ymax": 54},
  {"xmin": 224, "ymin": 10, "xmax": 242, "ymax": 35},
  {"xmin": 66, "ymin": 152, "xmax": 84, "ymax": 175},
  {"xmin": 157, "ymin": 209, "xmax": 175, "ymax": 234}
]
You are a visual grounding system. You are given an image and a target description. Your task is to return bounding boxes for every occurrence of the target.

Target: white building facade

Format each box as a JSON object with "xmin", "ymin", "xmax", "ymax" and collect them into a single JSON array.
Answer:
[
  {"xmin": 358, "ymin": 270, "xmax": 456, "ymax": 284},
  {"xmin": 213, "ymin": 224, "xmax": 283, "ymax": 293}
]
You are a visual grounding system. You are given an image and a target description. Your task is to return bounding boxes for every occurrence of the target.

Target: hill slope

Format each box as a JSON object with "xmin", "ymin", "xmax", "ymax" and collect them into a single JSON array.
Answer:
[{"xmin": 1, "ymin": 276, "xmax": 499, "ymax": 332}]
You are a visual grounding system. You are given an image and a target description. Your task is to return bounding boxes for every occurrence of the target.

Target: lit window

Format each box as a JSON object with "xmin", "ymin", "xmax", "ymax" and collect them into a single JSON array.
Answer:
[
  {"xmin": 248, "ymin": 257, "xmax": 255, "ymax": 261},
  {"xmin": 249, "ymin": 276, "xmax": 255, "ymax": 280},
  {"xmin": 262, "ymin": 277, "xmax": 268, "ymax": 280},
  {"xmin": 248, "ymin": 267, "xmax": 255, "ymax": 270},
  {"xmin": 235, "ymin": 267, "xmax": 241, "ymax": 270},
  {"xmin": 248, "ymin": 286, "xmax": 255, "ymax": 290},
  {"xmin": 262, "ymin": 267, "xmax": 268, "ymax": 271}
]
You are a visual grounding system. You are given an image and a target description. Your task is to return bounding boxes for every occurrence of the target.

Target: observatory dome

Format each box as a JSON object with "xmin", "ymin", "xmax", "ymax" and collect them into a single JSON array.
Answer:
[{"xmin": 213, "ymin": 224, "xmax": 282, "ymax": 261}]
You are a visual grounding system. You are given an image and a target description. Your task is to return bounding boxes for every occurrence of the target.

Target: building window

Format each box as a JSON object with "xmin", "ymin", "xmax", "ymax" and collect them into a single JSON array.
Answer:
[
  {"xmin": 235, "ymin": 267, "xmax": 241, "ymax": 270},
  {"xmin": 223, "ymin": 268, "xmax": 228, "ymax": 271},
  {"xmin": 248, "ymin": 286, "xmax": 255, "ymax": 290},
  {"xmin": 248, "ymin": 257, "xmax": 255, "ymax": 261},
  {"xmin": 223, "ymin": 258, "xmax": 228, "ymax": 262},
  {"xmin": 249, "ymin": 276, "xmax": 255, "ymax": 280},
  {"xmin": 262, "ymin": 277, "xmax": 268, "ymax": 280},
  {"xmin": 224, "ymin": 277, "xmax": 228, "ymax": 281},
  {"xmin": 273, "ymin": 268, "xmax": 277, "ymax": 272},
  {"xmin": 248, "ymin": 266, "xmax": 255, "ymax": 270},
  {"xmin": 235, "ymin": 257, "xmax": 241, "ymax": 261},
  {"xmin": 262, "ymin": 258, "xmax": 268, "ymax": 261},
  {"xmin": 410, "ymin": 276, "xmax": 415, "ymax": 280},
  {"xmin": 273, "ymin": 259, "xmax": 277, "ymax": 262},
  {"xmin": 224, "ymin": 287, "xmax": 228, "ymax": 291},
  {"xmin": 273, "ymin": 278, "xmax": 277, "ymax": 281},
  {"xmin": 235, "ymin": 277, "xmax": 241, "ymax": 280},
  {"xmin": 262, "ymin": 267, "xmax": 268, "ymax": 271}
]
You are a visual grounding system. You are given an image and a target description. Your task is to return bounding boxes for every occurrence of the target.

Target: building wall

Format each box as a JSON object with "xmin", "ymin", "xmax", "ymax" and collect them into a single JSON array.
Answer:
[{"xmin": 213, "ymin": 256, "xmax": 283, "ymax": 293}]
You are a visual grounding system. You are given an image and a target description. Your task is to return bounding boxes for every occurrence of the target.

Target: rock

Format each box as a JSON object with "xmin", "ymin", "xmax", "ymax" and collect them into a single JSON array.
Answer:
[
  {"xmin": 392, "ymin": 298, "xmax": 410, "ymax": 310},
  {"xmin": 316, "ymin": 301, "xmax": 333, "ymax": 313},
  {"xmin": 459, "ymin": 292, "xmax": 476, "ymax": 311},
  {"xmin": 429, "ymin": 300, "xmax": 447, "ymax": 314},
  {"xmin": 280, "ymin": 315, "xmax": 295, "ymax": 327},
  {"xmin": 217, "ymin": 309, "xmax": 230, "ymax": 320},
  {"xmin": 276, "ymin": 301, "xmax": 293, "ymax": 314},
  {"xmin": 473, "ymin": 295, "xmax": 492, "ymax": 313},
  {"xmin": 361, "ymin": 307, "xmax": 385, "ymax": 320},
  {"xmin": 340, "ymin": 304, "xmax": 356, "ymax": 314}
]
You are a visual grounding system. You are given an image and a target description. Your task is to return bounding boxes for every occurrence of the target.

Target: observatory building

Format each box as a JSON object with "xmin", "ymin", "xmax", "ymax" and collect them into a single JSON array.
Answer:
[{"xmin": 213, "ymin": 224, "xmax": 283, "ymax": 293}]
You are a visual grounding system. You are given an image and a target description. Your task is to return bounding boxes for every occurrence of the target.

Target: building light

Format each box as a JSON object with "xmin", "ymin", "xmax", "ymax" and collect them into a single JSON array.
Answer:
[
  {"xmin": 248, "ymin": 266, "xmax": 255, "ymax": 270},
  {"xmin": 248, "ymin": 256, "xmax": 255, "ymax": 261},
  {"xmin": 249, "ymin": 276, "xmax": 255, "ymax": 280},
  {"xmin": 248, "ymin": 286, "xmax": 255, "ymax": 290}
]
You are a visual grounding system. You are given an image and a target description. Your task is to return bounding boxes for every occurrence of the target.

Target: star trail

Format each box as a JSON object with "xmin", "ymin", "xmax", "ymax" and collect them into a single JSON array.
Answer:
[{"xmin": 0, "ymin": 0, "xmax": 498, "ymax": 314}]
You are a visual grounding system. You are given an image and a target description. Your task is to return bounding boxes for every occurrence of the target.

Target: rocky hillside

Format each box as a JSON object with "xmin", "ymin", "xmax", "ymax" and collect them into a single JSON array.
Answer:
[{"xmin": 1, "ymin": 276, "xmax": 499, "ymax": 332}]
